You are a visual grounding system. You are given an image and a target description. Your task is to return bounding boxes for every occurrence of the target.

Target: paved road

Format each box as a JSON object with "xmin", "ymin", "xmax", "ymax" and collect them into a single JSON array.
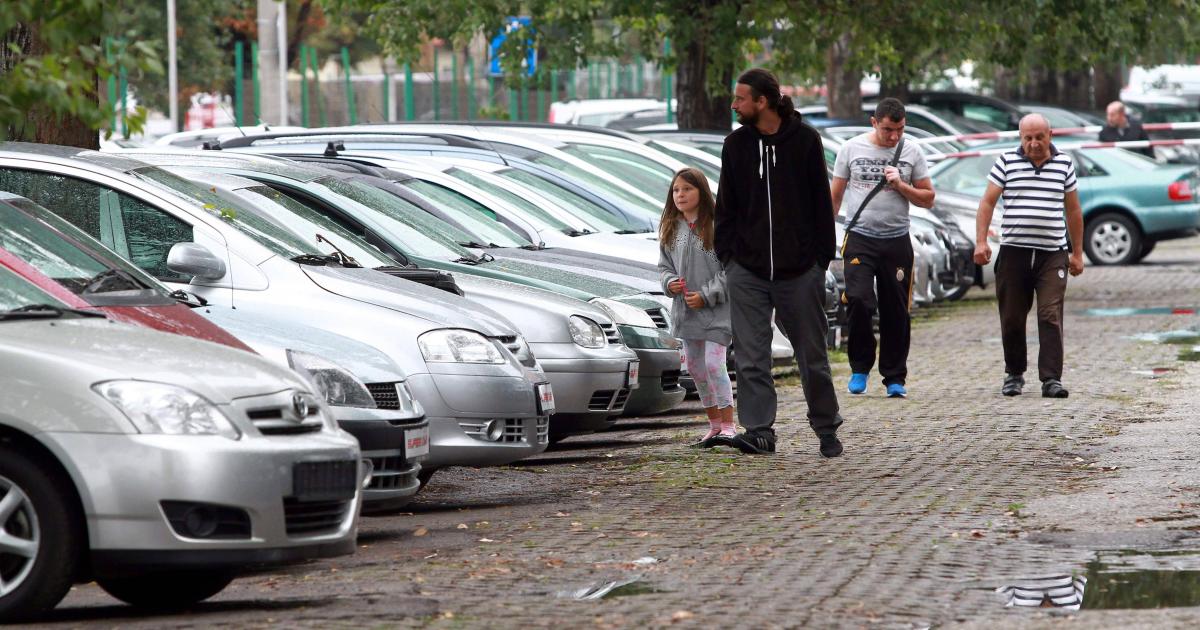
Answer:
[{"xmin": 37, "ymin": 238, "xmax": 1200, "ymax": 628}]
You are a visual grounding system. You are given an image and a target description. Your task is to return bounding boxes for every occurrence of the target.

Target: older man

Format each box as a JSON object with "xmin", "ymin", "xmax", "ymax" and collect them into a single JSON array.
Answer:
[
  {"xmin": 1099, "ymin": 101, "xmax": 1153, "ymax": 158},
  {"xmin": 974, "ymin": 114, "xmax": 1085, "ymax": 398}
]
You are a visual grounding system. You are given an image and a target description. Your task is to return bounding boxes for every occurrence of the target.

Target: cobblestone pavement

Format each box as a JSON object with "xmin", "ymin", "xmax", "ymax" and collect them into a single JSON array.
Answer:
[{"xmin": 36, "ymin": 238, "xmax": 1200, "ymax": 629}]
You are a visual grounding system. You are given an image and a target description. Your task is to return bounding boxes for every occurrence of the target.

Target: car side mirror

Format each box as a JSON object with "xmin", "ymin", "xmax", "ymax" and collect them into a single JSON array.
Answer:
[{"xmin": 167, "ymin": 242, "xmax": 226, "ymax": 280}]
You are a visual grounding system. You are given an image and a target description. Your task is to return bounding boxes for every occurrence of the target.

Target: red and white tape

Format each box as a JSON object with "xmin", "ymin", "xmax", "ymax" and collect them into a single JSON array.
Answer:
[
  {"xmin": 930, "ymin": 137, "xmax": 1200, "ymax": 161},
  {"xmin": 914, "ymin": 121, "xmax": 1200, "ymax": 145}
]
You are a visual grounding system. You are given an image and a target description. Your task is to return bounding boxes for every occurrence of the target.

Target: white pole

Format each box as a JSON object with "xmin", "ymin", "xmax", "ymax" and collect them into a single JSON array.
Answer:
[
  {"xmin": 167, "ymin": 0, "xmax": 178, "ymax": 131},
  {"xmin": 277, "ymin": 1, "xmax": 288, "ymax": 125}
]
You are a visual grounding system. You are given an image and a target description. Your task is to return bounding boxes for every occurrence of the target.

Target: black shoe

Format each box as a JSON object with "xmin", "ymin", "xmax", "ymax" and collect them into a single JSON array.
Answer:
[
  {"xmin": 1001, "ymin": 374, "xmax": 1024, "ymax": 396},
  {"xmin": 731, "ymin": 431, "xmax": 775, "ymax": 455},
  {"xmin": 819, "ymin": 434, "xmax": 843, "ymax": 458},
  {"xmin": 1042, "ymin": 379, "xmax": 1069, "ymax": 398},
  {"xmin": 692, "ymin": 433, "xmax": 734, "ymax": 449}
]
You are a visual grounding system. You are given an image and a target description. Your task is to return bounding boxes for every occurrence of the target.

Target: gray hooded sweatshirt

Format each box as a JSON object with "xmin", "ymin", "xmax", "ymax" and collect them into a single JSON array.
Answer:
[{"xmin": 658, "ymin": 218, "xmax": 732, "ymax": 346}]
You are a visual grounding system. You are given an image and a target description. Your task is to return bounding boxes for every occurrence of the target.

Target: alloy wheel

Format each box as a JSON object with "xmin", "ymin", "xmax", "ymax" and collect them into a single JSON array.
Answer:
[
  {"xmin": 0, "ymin": 475, "xmax": 39, "ymax": 598},
  {"xmin": 1089, "ymin": 220, "xmax": 1132, "ymax": 264}
]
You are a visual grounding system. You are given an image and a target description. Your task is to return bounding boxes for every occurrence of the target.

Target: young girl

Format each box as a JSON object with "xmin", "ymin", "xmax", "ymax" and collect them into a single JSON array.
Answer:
[{"xmin": 657, "ymin": 167, "xmax": 734, "ymax": 447}]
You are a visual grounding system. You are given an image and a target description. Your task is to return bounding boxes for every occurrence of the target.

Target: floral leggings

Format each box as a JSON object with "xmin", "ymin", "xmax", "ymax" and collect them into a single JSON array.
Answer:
[{"xmin": 682, "ymin": 339, "xmax": 733, "ymax": 409}]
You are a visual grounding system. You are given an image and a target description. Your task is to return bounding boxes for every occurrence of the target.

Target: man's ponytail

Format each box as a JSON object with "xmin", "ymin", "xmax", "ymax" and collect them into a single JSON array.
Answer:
[{"xmin": 778, "ymin": 95, "xmax": 796, "ymax": 119}]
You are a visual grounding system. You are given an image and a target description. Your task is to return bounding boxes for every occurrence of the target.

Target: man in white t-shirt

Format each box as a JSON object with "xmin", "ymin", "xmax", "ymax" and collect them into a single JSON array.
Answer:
[
  {"xmin": 830, "ymin": 98, "xmax": 935, "ymax": 399},
  {"xmin": 973, "ymin": 113, "xmax": 1085, "ymax": 398}
]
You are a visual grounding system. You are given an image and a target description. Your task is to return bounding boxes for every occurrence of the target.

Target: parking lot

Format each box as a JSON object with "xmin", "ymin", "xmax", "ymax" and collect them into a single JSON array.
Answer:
[{"xmin": 27, "ymin": 237, "xmax": 1200, "ymax": 628}]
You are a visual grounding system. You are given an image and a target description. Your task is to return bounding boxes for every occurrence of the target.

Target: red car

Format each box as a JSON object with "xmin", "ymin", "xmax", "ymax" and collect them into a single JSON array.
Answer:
[{"xmin": 0, "ymin": 194, "xmax": 252, "ymax": 352}]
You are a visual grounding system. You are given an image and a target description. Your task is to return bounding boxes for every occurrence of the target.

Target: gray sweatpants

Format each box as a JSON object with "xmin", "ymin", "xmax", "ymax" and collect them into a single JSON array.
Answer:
[{"xmin": 728, "ymin": 261, "xmax": 843, "ymax": 437}]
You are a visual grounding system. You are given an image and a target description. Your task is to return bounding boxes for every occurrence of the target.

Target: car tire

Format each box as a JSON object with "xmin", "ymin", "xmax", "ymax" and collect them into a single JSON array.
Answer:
[
  {"xmin": 417, "ymin": 468, "xmax": 437, "ymax": 487},
  {"xmin": 1084, "ymin": 213, "xmax": 1142, "ymax": 265},
  {"xmin": 0, "ymin": 445, "xmax": 81, "ymax": 622},
  {"xmin": 1135, "ymin": 239, "xmax": 1157, "ymax": 262},
  {"xmin": 97, "ymin": 571, "xmax": 234, "ymax": 609}
]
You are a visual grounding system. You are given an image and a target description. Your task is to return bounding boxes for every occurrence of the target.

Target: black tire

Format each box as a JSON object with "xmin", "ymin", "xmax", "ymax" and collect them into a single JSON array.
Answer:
[
  {"xmin": 941, "ymin": 283, "xmax": 971, "ymax": 301},
  {"xmin": 417, "ymin": 468, "xmax": 437, "ymax": 487},
  {"xmin": 1135, "ymin": 239, "xmax": 1157, "ymax": 263},
  {"xmin": 97, "ymin": 571, "xmax": 234, "ymax": 609},
  {"xmin": 0, "ymin": 444, "xmax": 82, "ymax": 622},
  {"xmin": 1083, "ymin": 213, "xmax": 1142, "ymax": 266}
]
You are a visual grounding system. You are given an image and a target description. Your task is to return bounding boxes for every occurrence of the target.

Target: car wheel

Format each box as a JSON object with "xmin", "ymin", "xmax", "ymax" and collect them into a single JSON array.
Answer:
[
  {"xmin": 417, "ymin": 468, "xmax": 437, "ymax": 487},
  {"xmin": 1084, "ymin": 213, "xmax": 1142, "ymax": 265},
  {"xmin": 1135, "ymin": 239, "xmax": 1157, "ymax": 262},
  {"xmin": 0, "ymin": 446, "xmax": 81, "ymax": 621},
  {"xmin": 97, "ymin": 571, "xmax": 234, "ymax": 609}
]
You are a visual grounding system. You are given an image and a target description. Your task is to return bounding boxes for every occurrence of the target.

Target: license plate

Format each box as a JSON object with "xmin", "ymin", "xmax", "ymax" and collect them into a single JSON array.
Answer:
[
  {"xmin": 536, "ymin": 382, "xmax": 556, "ymax": 415},
  {"xmin": 404, "ymin": 426, "xmax": 430, "ymax": 460},
  {"xmin": 292, "ymin": 460, "xmax": 358, "ymax": 502},
  {"xmin": 626, "ymin": 360, "xmax": 641, "ymax": 389}
]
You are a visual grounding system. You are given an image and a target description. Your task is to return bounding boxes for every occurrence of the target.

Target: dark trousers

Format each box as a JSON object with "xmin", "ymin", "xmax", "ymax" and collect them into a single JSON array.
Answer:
[
  {"xmin": 842, "ymin": 232, "xmax": 914, "ymax": 385},
  {"xmin": 727, "ymin": 261, "xmax": 843, "ymax": 437},
  {"xmin": 994, "ymin": 245, "xmax": 1069, "ymax": 382}
]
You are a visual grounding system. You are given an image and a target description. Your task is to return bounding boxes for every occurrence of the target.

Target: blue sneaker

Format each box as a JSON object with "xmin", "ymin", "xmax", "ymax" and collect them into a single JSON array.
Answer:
[
  {"xmin": 886, "ymin": 383, "xmax": 907, "ymax": 398},
  {"xmin": 848, "ymin": 373, "xmax": 868, "ymax": 394}
]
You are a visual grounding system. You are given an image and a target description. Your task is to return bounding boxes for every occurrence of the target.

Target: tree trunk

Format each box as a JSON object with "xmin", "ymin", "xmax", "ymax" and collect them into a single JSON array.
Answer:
[
  {"xmin": 1059, "ymin": 68, "xmax": 1091, "ymax": 111},
  {"xmin": 675, "ymin": 30, "xmax": 732, "ymax": 131},
  {"xmin": 1093, "ymin": 62, "xmax": 1122, "ymax": 111},
  {"xmin": 826, "ymin": 33, "xmax": 861, "ymax": 119},
  {"xmin": 879, "ymin": 74, "xmax": 909, "ymax": 102},
  {"xmin": 992, "ymin": 66, "xmax": 1014, "ymax": 102},
  {"xmin": 2, "ymin": 22, "xmax": 98, "ymax": 148}
]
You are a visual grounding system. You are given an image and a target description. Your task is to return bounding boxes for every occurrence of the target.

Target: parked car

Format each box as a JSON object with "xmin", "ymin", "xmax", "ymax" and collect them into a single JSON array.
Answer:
[
  {"xmin": 928, "ymin": 142, "xmax": 1200, "ymax": 264},
  {"xmin": 800, "ymin": 103, "xmax": 1000, "ymax": 142},
  {"xmin": 549, "ymin": 98, "xmax": 670, "ymax": 126},
  {"xmin": 0, "ymin": 143, "xmax": 551, "ymax": 478},
  {"xmin": 903, "ymin": 91, "xmax": 1023, "ymax": 131},
  {"xmin": 0, "ymin": 195, "xmax": 429, "ymax": 510},
  {"xmin": 0, "ymin": 264, "xmax": 361, "ymax": 619}
]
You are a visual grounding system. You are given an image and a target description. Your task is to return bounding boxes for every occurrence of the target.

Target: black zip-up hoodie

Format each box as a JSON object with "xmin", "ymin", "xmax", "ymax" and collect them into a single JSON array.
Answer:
[{"xmin": 714, "ymin": 113, "xmax": 835, "ymax": 281}]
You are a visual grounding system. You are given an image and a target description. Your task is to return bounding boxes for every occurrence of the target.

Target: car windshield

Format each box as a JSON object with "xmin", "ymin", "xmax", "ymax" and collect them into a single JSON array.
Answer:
[
  {"xmin": 559, "ymin": 143, "xmax": 675, "ymax": 193},
  {"xmin": 314, "ymin": 176, "xmax": 479, "ymax": 260},
  {"xmin": 0, "ymin": 201, "xmax": 155, "ymax": 296},
  {"xmin": 443, "ymin": 167, "xmax": 576, "ymax": 232},
  {"xmin": 0, "ymin": 265, "xmax": 73, "ymax": 313},
  {"xmin": 495, "ymin": 168, "xmax": 635, "ymax": 231},
  {"xmin": 930, "ymin": 154, "xmax": 995, "ymax": 193},
  {"xmin": 227, "ymin": 185, "xmax": 397, "ymax": 267},
  {"xmin": 1142, "ymin": 107, "xmax": 1200, "ymax": 124},
  {"xmin": 398, "ymin": 179, "xmax": 530, "ymax": 247},
  {"xmin": 647, "ymin": 141, "xmax": 722, "ymax": 181},
  {"xmin": 522, "ymin": 149, "xmax": 660, "ymax": 212},
  {"xmin": 131, "ymin": 167, "xmax": 317, "ymax": 259}
]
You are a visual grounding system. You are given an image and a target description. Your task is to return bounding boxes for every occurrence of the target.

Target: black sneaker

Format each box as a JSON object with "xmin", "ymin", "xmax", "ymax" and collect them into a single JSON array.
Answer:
[
  {"xmin": 731, "ymin": 431, "xmax": 775, "ymax": 455},
  {"xmin": 1042, "ymin": 379, "xmax": 1069, "ymax": 398},
  {"xmin": 819, "ymin": 434, "xmax": 843, "ymax": 458},
  {"xmin": 1001, "ymin": 374, "xmax": 1024, "ymax": 396}
]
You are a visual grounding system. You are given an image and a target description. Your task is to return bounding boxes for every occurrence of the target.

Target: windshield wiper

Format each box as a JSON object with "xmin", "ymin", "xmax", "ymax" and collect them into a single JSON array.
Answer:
[
  {"xmin": 451, "ymin": 256, "xmax": 482, "ymax": 266},
  {"xmin": 315, "ymin": 233, "xmax": 362, "ymax": 268},
  {"xmin": 520, "ymin": 243, "xmax": 546, "ymax": 251},
  {"xmin": 457, "ymin": 240, "xmax": 494, "ymax": 249},
  {"xmin": 0, "ymin": 304, "xmax": 107, "ymax": 321},
  {"xmin": 291, "ymin": 253, "xmax": 343, "ymax": 266},
  {"xmin": 168, "ymin": 289, "xmax": 208, "ymax": 308},
  {"xmin": 563, "ymin": 228, "xmax": 594, "ymax": 237},
  {"xmin": 81, "ymin": 268, "xmax": 143, "ymax": 295},
  {"xmin": 477, "ymin": 252, "xmax": 495, "ymax": 263}
]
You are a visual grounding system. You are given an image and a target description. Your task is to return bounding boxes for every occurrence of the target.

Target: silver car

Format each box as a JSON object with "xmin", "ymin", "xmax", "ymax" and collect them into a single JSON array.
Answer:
[
  {"xmin": 0, "ymin": 266, "xmax": 361, "ymax": 619},
  {"xmin": 0, "ymin": 143, "xmax": 550, "ymax": 475}
]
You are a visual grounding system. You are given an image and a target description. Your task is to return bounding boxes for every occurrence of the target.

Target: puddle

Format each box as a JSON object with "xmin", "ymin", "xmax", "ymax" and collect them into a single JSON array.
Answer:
[
  {"xmin": 1082, "ymin": 307, "xmax": 1198, "ymax": 317},
  {"xmin": 1000, "ymin": 551, "xmax": 1200, "ymax": 611}
]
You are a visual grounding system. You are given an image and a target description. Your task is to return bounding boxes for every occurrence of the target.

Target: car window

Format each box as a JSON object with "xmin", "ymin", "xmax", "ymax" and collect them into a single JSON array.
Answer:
[
  {"xmin": 0, "ymin": 168, "xmax": 103, "ymax": 237},
  {"xmin": 497, "ymin": 168, "xmax": 633, "ymax": 231},
  {"xmin": 962, "ymin": 103, "xmax": 1015, "ymax": 130},
  {"xmin": 119, "ymin": 195, "xmax": 196, "ymax": 281},
  {"xmin": 399, "ymin": 180, "xmax": 529, "ymax": 247},
  {"xmin": 444, "ymin": 168, "xmax": 575, "ymax": 231},
  {"xmin": 647, "ymin": 141, "xmax": 722, "ymax": 181},
  {"xmin": 902, "ymin": 112, "xmax": 946, "ymax": 136},
  {"xmin": 560, "ymin": 143, "xmax": 674, "ymax": 192},
  {"xmin": 0, "ymin": 206, "xmax": 111, "ymax": 290},
  {"xmin": 516, "ymin": 147, "xmax": 659, "ymax": 212},
  {"xmin": 930, "ymin": 155, "xmax": 994, "ymax": 193},
  {"xmin": 1074, "ymin": 152, "xmax": 1108, "ymax": 177},
  {"xmin": 0, "ymin": 265, "xmax": 68, "ymax": 311},
  {"xmin": 1143, "ymin": 108, "xmax": 1200, "ymax": 124}
]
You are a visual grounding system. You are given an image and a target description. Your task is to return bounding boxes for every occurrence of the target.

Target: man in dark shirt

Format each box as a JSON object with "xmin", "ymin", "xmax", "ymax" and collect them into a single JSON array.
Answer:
[{"xmin": 1099, "ymin": 101, "xmax": 1153, "ymax": 159}]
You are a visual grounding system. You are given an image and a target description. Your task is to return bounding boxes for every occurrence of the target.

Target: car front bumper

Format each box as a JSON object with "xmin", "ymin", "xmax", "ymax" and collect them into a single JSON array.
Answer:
[
  {"xmin": 532, "ymin": 340, "xmax": 639, "ymax": 437},
  {"xmin": 618, "ymin": 326, "xmax": 685, "ymax": 416},
  {"xmin": 333, "ymin": 405, "xmax": 428, "ymax": 510}
]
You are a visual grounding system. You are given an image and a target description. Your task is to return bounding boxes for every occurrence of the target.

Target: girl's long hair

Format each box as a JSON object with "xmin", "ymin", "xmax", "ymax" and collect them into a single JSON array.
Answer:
[{"xmin": 659, "ymin": 167, "xmax": 716, "ymax": 250}]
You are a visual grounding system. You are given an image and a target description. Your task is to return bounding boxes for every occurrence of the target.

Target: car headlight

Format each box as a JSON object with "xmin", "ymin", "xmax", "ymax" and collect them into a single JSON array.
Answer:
[
  {"xmin": 287, "ymin": 349, "xmax": 376, "ymax": 408},
  {"xmin": 418, "ymin": 329, "xmax": 505, "ymax": 364},
  {"xmin": 590, "ymin": 298, "xmax": 657, "ymax": 329},
  {"xmin": 568, "ymin": 315, "xmax": 606, "ymax": 348},
  {"xmin": 93, "ymin": 380, "xmax": 241, "ymax": 439}
]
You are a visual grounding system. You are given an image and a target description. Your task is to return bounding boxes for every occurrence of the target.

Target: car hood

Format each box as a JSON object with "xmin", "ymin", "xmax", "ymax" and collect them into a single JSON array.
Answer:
[
  {"xmin": 200, "ymin": 307, "xmax": 407, "ymax": 383},
  {"xmin": 493, "ymin": 254, "xmax": 660, "ymax": 294},
  {"xmin": 100, "ymin": 304, "xmax": 256, "ymax": 354},
  {"xmin": 468, "ymin": 255, "xmax": 644, "ymax": 299},
  {"xmin": 452, "ymin": 274, "xmax": 613, "ymax": 343},
  {"xmin": 570, "ymin": 232, "xmax": 660, "ymax": 265},
  {"xmin": 301, "ymin": 264, "xmax": 518, "ymax": 337},
  {"xmin": 0, "ymin": 318, "xmax": 307, "ymax": 405}
]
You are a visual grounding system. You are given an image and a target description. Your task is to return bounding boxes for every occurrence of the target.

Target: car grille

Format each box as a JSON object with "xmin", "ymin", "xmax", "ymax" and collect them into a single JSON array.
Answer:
[
  {"xmin": 646, "ymin": 308, "xmax": 669, "ymax": 330},
  {"xmin": 459, "ymin": 418, "xmax": 527, "ymax": 443},
  {"xmin": 599, "ymin": 323, "xmax": 622, "ymax": 345},
  {"xmin": 537, "ymin": 415, "xmax": 549, "ymax": 444},
  {"xmin": 364, "ymin": 450, "xmax": 416, "ymax": 491},
  {"xmin": 366, "ymin": 382, "xmax": 401, "ymax": 409},
  {"xmin": 283, "ymin": 498, "xmax": 351, "ymax": 537},
  {"xmin": 246, "ymin": 401, "xmax": 323, "ymax": 435},
  {"xmin": 497, "ymin": 335, "xmax": 537, "ymax": 368},
  {"xmin": 661, "ymin": 370, "xmax": 681, "ymax": 390},
  {"xmin": 588, "ymin": 388, "xmax": 632, "ymax": 411}
]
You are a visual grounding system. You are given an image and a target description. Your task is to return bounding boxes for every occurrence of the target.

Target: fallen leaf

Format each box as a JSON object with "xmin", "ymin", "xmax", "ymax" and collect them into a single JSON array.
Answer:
[
  {"xmin": 413, "ymin": 527, "xmax": 428, "ymax": 537},
  {"xmin": 671, "ymin": 611, "xmax": 695, "ymax": 621},
  {"xmin": 479, "ymin": 537, "xmax": 496, "ymax": 543},
  {"xmin": 457, "ymin": 523, "xmax": 469, "ymax": 529}
]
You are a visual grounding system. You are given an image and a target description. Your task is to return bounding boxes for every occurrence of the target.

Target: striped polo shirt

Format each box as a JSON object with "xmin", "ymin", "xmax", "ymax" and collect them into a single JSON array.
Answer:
[{"xmin": 987, "ymin": 145, "xmax": 1077, "ymax": 250}]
